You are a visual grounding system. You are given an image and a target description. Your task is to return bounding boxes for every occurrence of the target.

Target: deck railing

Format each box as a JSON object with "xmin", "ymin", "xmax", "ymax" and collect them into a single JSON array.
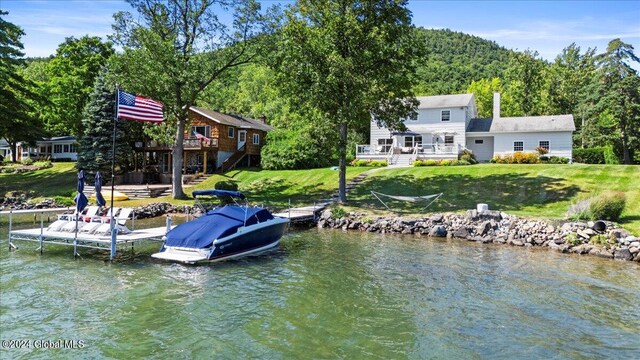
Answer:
[{"xmin": 356, "ymin": 144, "xmax": 462, "ymax": 157}]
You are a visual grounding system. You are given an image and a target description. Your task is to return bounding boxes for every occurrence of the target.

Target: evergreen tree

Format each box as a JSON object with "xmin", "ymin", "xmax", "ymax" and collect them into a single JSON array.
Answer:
[
  {"xmin": 593, "ymin": 39, "xmax": 640, "ymax": 164},
  {"xmin": 0, "ymin": 11, "xmax": 44, "ymax": 161},
  {"xmin": 77, "ymin": 68, "xmax": 131, "ymax": 178}
]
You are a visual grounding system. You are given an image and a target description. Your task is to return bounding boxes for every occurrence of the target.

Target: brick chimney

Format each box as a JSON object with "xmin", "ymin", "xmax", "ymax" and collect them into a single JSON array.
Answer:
[
  {"xmin": 258, "ymin": 114, "xmax": 266, "ymax": 123},
  {"xmin": 493, "ymin": 92, "xmax": 501, "ymax": 119}
]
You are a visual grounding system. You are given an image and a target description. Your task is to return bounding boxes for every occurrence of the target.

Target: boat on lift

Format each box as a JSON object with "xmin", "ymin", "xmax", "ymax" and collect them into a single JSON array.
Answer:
[{"xmin": 151, "ymin": 190, "xmax": 289, "ymax": 264}]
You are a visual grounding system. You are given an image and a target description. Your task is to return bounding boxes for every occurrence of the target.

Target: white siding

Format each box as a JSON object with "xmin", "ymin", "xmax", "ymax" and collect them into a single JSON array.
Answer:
[
  {"xmin": 493, "ymin": 132, "xmax": 573, "ymax": 159},
  {"xmin": 466, "ymin": 136, "xmax": 494, "ymax": 162}
]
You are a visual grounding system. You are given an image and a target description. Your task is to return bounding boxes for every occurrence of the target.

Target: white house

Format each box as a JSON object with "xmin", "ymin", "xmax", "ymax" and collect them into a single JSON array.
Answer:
[
  {"xmin": 357, "ymin": 93, "xmax": 575, "ymax": 165},
  {"xmin": 1, "ymin": 136, "xmax": 78, "ymax": 162}
]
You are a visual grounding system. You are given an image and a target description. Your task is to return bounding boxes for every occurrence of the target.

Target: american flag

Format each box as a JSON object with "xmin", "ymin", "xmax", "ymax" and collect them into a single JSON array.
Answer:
[
  {"xmin": 117, "ymin": 89, "xmax": 164, "ymax": 123},
  {"xmin": 193, "ymin": 131, "xmax": 210, "ymax": 142}
]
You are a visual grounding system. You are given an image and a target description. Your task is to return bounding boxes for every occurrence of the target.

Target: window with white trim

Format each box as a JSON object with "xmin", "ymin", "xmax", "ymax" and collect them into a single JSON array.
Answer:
[
  {"xmin": 444, "ymin": 135, "xmax": 454, "ymax": 145},
  {"xmin": 228, "ymin": 127, "xmax": 235, "ymax": 138},
  {"xmin": 253, "ymin": 133, "xmax": 260, "ymax": 145},
  {"xmin": 514, "ymin": 141, "xmax": 524, "ymax": 152},
  {"xmin": 54, "ymin": 144, "xmax": 62, "ymax": 153},
  {"xmin": 63, "ymin": 144, "xmax": 69, "ymax": 153},
  {"xmin": 69, "ymin": 144, "xmax": 76, "ymax": 153},
  {"xmin": 377, "ymin": 138, "xmax": 393, "ymax": 153},
  {"xmin": 408, "ymin": 112, "xmax": 418, "ymax": 121},
  {"xmin": 539, "ymin": 140, "xmax": 549, "ymax": 151},
  {"xmin": 441, "ymin": 110, "xmax": 450, "ymax": 122}
]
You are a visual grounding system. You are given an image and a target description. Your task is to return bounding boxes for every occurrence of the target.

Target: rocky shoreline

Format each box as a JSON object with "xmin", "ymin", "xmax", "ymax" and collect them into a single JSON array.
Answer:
[
  {"xmin": 317, "ymin": 209, "xmax": 640, "ymax": 262},
  {"xmin": 3, "ymin": 197, "xmax": 638, "ymax": 263}
]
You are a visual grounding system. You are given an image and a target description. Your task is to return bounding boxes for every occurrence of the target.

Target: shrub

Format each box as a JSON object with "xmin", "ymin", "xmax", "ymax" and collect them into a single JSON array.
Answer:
[
  {"xmin": 450, "ymin": 160, "xmax": 460, "ymax": 166},
  {"xmin": 459, "ymin": 149, "xmax": 478, "ymax": 164},
  {"xmin": 603, "ymin": 145, "xmax": 620, "ymax": 165},
  {"xmin": 412, "ymin": 160, "xmax": 425, "ymax": 167},
  {"xmin": 492, "ymin": 152, "xmax": 539, "ymax": 164},
  {"xmin": 440, "ymin": 159, "xmax": 452, "ymax": 166},
  {"xmin": 549, "ymin": 156, "xmax": 569, "ymax": 164},
  {"xmin": 425, "ymin": 159, "xmax": 438, "ymax": 166},
  {"xmin": 214, "ymin": 180, "xmax": 239, "ymax": 191},
  {"xmin": 539, "ymin": 155, "xmax": 549, "ymax": 162},
  {"xmin": 369, "ymin": 160, "xmax": 387, "ymax": 167},
  {"xmin": 352, "ymin": 159, "xmax": 387, "ymax": 167},
  {"xmin": 589, "ymin": 192, "xmax": 626, "ymax": 221},
  {"xmin": 457, "ymin": 159, "xmax": 470, "ymax": 166},
  {"xmin": 331, "ymin": 206, "xmax": 346, "ymax": 219},
  {"xmin": 21, "ymin": 157, "xmax": 34, "ymax": 165},
  {"xmin": 535, "ymin": 146, "xmax": 549, "ymax": 156},
  {"xmin": 573, "ymin": 147, "xmax": 605, "ymax": 164},
  {"xmin": 52, "ymin": 196, "xmax": 75, "ymax": 207}
]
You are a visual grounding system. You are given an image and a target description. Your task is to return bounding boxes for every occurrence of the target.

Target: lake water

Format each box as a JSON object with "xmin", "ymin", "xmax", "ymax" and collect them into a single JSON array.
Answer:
[{"xmin": 1, "ymin": 217, "xmax": 639, "ymax": 359}]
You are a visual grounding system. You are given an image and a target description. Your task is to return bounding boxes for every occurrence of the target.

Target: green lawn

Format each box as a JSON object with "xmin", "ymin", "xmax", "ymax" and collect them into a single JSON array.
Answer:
[
  {"xmin": 346, "ymin": 164, "xmax": 640, "ymax": 234},
  {"xmin": 2, "ymin": 163, "xmax": 638, "ymax": 234},
  {"xmin": 0, "ymin": 162, "xmax": 78, "ymax": 198}
]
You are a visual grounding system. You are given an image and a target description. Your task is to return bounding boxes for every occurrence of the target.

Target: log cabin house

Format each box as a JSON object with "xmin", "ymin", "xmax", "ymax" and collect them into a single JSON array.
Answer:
[{"xmin": 143, "ymin": 107, "xmax": 272, "ymax": 183}]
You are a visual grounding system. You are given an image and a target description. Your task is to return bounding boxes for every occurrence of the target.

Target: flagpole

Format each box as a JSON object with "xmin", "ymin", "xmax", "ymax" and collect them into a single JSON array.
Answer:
[{"xmin": 110, "ymin": 85, "xmax": 119, "ymax": 261}]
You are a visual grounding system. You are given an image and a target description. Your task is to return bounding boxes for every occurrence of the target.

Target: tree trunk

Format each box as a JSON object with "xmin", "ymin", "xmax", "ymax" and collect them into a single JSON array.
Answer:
[
  {"xmin": 338, "ymin": 121, "xmax": 347, "ymax": 203},
  {"xmin": 621, "ymin": 127, "xmax": 631, "ymax": 164},
  {"xmin": 171, "ymin": 118, "xmax": 187, "ymax": 199},
  {"xmin": 10, "ymin": 142, "xmax": 17, "ymax": 163}
]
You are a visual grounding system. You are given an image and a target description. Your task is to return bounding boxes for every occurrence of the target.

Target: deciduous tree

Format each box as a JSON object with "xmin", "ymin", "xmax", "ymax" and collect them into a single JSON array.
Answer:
[
  {"xmin": 111, "ymin": 0, "xmax": 265, "ymax": 199},
  {"xmin": 270, "ymin": 0, "xmax": 423, "ymax": 202}
]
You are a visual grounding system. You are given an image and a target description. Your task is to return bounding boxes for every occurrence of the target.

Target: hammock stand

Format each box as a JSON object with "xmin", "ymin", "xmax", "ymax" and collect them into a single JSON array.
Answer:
[{"xmin": 370, "ymin": 191, "xmax": 443, "ymax": 211}]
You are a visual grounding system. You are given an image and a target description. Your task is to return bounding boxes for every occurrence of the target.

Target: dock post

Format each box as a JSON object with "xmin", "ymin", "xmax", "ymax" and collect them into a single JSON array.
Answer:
[
  {"xmin": 39, "ymin": 211, "xmax": 44, "ymax": 255},
  {"xmin": 8, "ymin": 209, "xmax": 13, "ymax": 250},
  {"xmin": 166, "ymin": 215, "xmax": 172, "ymax": 234},
  {"xmin": 110, "ymin": 227, "xmax": 117, "ymax": 261}
]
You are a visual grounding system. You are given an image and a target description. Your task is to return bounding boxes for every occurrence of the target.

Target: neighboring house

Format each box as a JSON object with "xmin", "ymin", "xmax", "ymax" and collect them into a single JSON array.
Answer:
[
  {"xmin": 1, "ymin": 136, "xmax": 78, "ymax": 162},
  {"xmin": 357, "ymin": 93, "xmax": 575, "ymax": 165},
  {"xmin": 143, "ymin": 106, "xmax": 272, "ymax": 182}
]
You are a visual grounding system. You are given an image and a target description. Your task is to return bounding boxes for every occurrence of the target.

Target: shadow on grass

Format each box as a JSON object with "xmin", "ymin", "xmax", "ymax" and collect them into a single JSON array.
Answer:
[
  {"xmin": 348, "ymin": 172, "xmax": 581, "ymax": 214},
  {"xmin": 0, "ymin": 166, "xmax": 77, "ymax": 198}
]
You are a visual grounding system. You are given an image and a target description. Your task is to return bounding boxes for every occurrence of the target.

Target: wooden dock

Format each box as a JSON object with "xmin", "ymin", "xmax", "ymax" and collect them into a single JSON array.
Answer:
[{"xmin": 273, "ymin": 202, "xmax": 330, "ymax": 223}]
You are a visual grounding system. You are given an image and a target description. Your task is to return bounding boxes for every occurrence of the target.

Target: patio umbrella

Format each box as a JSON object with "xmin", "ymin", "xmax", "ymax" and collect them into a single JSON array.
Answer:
[
  {"xmin": 94, "ymin": 171, "xmax": 106, "ymax": 208},
  {"xmin": 73, "ymin": 170, "xmax": 88, "ymax": 255}
]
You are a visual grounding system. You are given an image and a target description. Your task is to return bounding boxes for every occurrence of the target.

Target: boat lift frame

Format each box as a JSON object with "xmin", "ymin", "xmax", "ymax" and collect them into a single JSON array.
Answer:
[{"xmin": 2, "ymin": 208, "xmax": 169, "ymax": 261}]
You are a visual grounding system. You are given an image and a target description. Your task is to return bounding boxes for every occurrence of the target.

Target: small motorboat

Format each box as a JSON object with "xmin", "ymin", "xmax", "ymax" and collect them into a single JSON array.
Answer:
[{"xmin": 151, "ymin": 190, "xmax": 289, "ymax": 264}]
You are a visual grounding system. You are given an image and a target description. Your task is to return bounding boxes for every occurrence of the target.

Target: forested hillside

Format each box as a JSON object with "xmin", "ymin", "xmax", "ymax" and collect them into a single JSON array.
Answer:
[{"xmin": 413, "ymin": 28, "xmax": 514, "ymax": 95}]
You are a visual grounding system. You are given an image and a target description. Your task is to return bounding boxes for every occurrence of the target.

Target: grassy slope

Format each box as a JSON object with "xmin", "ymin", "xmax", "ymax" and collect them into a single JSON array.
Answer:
[
  {"xmin": 2, "ymin": 163, "xmax": 638, "ymax": 234},
  {"xmin": 0, "ymin": 163, "xmax": 77, "ymax": 198},
  {"xmin": 347, "ymin": 164, "xmax": 640, "ymax": 234},
  {"xmin": 122, "ymin": 167, "xmax": 373, "ymax": 209}
]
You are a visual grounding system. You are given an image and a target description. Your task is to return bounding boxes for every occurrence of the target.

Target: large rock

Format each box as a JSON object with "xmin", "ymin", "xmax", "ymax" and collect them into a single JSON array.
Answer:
[
  {"xmin": 429, "ymin": 225, "xmax": 447, "ymax": 237},
  {"xmin": 453, "ymin": 227, "xmax": 470, "ymax": 239},
  {"xmin": 614, "ymin": 248, "xmax": 633, "ymax": 261}
]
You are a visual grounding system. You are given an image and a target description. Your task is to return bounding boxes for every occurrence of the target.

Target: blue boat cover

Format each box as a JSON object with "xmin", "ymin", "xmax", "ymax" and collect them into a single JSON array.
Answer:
[
  {"xmin": 192, "ymin": 189, "xmax": 246, "ymax": 199},
  {"xmin": 165, "ymin": 205, "xmax": 274, "ymax": 249}
]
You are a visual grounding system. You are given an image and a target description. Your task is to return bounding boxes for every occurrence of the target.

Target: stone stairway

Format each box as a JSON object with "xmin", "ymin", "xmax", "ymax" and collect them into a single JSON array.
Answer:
[{"xmin": 327, "ymin": 168, "xmax": 383, "ymax": 203}]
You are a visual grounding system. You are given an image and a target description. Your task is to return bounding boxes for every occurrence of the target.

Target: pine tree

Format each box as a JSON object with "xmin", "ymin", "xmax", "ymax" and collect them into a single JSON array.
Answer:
[{"xmin": 77, "ymin": 68, "xmax": 131, "ymax": 179}]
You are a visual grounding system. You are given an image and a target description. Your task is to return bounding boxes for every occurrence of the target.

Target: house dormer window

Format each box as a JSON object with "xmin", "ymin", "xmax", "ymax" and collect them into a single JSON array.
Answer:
[
  {"xmin": 409, "ymin": 112, "xmax": 418, "ymax": 121},
  {"xmin": 228, "ymin": 127, "xmax": 235, "ymax": 138},
  {"xmin": 441, "ymin": 110, "xmax": 450, "ymax": 122}
]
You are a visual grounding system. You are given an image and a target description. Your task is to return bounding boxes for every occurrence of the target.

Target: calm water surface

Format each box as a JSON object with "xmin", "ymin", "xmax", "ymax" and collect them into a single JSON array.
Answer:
[{"xmin": 1, "ymin": 217, "xmax": 639, "ymax": 359}]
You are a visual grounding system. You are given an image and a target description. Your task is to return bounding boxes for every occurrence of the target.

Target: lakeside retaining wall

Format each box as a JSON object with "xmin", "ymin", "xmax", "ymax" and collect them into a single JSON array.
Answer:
[{"xmin": 317, "ymin": 209, "xmax": 640, "ymax": 262}]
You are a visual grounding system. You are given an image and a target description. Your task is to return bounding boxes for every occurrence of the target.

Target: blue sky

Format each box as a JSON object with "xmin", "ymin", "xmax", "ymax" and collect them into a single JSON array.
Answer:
[{"xmin": 3, "ymin": 0, "xmax": 639, "ymax": 64}]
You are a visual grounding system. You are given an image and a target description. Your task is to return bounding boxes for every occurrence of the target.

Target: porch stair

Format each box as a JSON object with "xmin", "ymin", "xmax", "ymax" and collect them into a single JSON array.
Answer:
[
  {"xmin": 219, "ymin": 146, "xmax": 247, "ymax": 173},
  {"xmin": 327, "ymin": 168, "xmax": 383, "ymax": 202},
  {"xmin": 388, "ymin": 154, "xmax": 414, "ymax": 167},
  {"xmin": 185, "ymin": 174, "xmax": 212, "ymax": 186}
]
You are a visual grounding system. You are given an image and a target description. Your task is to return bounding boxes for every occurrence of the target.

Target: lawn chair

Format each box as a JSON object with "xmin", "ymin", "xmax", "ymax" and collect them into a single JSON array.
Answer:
[
  {"xmin": 80, "ymin": 207, "xmax": 120, "ymax": 234},
  {"xmin": 59, "ymin": 206, "xmax": 100, "ymax": 232},
  {"xmin": 92, "ymin": 208, "xmax": 133, "ymax": 236}
]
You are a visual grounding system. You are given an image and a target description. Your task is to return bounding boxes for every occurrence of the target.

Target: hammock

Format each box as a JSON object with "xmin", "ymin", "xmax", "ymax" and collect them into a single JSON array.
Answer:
[{"xmin": 371, "ymin": 191, "xmax": 443, "ymax": 211}]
